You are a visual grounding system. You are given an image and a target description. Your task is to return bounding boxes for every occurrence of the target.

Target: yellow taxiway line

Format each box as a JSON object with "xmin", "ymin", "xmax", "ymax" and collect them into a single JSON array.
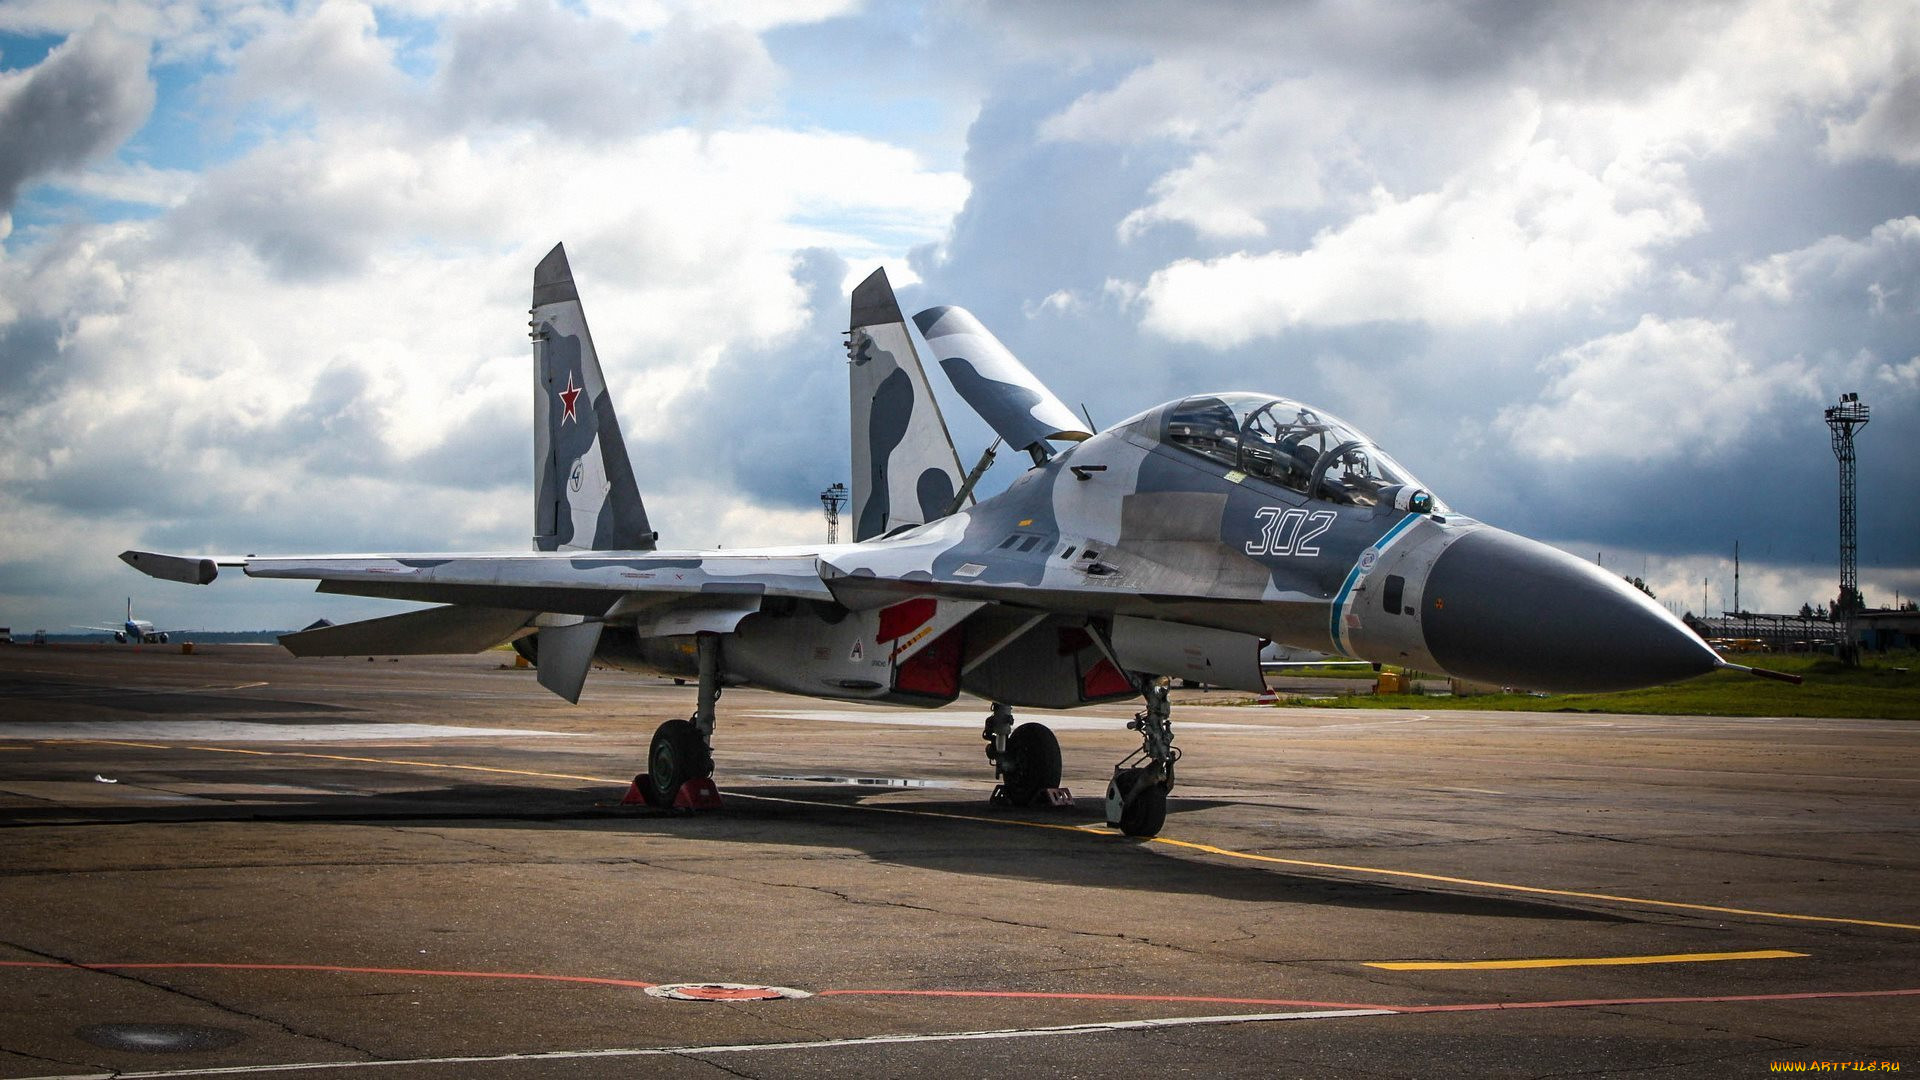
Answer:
[
  {"xmin": 1146, "ymin": 837, "xmax": 1920, "ymax": 932},
  {"xmin": 1366, "ymin": 949, "xmax": 1808, "ymax": 971},
  {"xmin": 48, "ymin": 738, "xmax": 1920, "ymax": 934}
]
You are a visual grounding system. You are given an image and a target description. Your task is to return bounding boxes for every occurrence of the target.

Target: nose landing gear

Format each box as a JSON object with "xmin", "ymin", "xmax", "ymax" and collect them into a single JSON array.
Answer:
[{"xmin": 1105, "ymin": 679, "xmax": 1178, "ymax": 837}]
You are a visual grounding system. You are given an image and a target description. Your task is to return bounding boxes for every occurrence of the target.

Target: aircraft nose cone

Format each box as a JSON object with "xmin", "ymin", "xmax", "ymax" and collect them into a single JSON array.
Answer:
[{"xmin": 1421, "ymin": 528, "xmax": 1720, "ymax": 693}]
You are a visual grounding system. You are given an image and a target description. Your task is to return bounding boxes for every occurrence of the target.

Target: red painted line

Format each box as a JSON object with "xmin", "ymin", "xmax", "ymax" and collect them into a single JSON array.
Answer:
[
  {"xmin": 6, "ymin": 961, "xmax": 1916, "ymax": 1016},
  {"xmin": 0, "ymin": 960, "xmax": 655, "ymax": 990},
  {"xmin": 817, "ymin": 988, "xmax": 1389, "ymax": 1010}
]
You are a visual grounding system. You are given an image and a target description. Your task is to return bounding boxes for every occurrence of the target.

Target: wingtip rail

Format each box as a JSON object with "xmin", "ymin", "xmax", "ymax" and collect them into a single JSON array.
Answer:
[{"xmin": 120, "ymin": 550, "xmax": 221, "ymax": 585}]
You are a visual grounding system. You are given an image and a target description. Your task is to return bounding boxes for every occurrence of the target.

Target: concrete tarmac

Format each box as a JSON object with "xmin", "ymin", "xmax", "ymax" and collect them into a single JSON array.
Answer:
[{"xmin": 1, "ymin": 644, "xmax": 1915, "ymax": 1078}]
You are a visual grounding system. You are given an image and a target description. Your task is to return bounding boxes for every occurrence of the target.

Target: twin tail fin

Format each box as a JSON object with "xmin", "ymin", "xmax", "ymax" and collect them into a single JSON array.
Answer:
[{"xmin": 531, "ymin": 243, "xmax": 655, "ymax": 552}]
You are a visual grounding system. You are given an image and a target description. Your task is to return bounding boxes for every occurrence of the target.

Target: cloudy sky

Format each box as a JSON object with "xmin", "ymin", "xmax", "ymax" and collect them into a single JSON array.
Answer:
[{"xmin": 1, "ymin": 0, "xmax": 1916, "ymax": 634}]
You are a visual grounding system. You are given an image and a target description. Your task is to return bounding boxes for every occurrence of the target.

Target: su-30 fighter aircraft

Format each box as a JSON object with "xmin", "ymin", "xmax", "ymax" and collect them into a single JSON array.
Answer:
[{"xmin": 124, "ymin": 244, "xmax": 1780, "ymax": 837}]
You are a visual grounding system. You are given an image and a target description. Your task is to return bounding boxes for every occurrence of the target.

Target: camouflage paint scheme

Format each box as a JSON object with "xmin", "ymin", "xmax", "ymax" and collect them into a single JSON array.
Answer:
[
  {"xmin": 847, "ymin": 268, "xmax": 966, "ymax": 541},
  {"xmin": 125, "ymin": 244, "xmax": 1723, "ymax": 710},
  {"xmin": 531, "ymin": 245, "xmax": 653, "ymax": 553},
  {"xmin": 913, "ymin": 305, "xmax": 1092, "ymax": 458}
]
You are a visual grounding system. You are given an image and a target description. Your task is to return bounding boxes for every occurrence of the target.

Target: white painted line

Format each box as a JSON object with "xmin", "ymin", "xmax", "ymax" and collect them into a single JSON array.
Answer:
[
  {"xmin": 748, "ymin": 708, "xmax": 1427, "ymax": 734},
  {"xmin": 8, "ymin": 1009, "xmax": 1393, "ymax": 1078},
  {"xmin": 0, "ymin": 681, "xmax": 270, "ymax": 698},
  {"xmin": 5, "ymin": 722, "xmax": 582, "ymax": 742}
]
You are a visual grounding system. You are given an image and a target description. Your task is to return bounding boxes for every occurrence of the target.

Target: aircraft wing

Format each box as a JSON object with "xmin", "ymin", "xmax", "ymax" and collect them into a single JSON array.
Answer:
[
  {"xmin": 121, "ymin": 550, "xmax": 837, "ymax": 614},
  {"xmin": 121, "ymin": 548, "xmax": 843, "ymax": 703}
]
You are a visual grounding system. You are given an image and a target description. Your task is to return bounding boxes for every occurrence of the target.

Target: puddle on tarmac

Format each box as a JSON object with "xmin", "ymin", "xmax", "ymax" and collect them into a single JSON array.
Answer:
[
  {"xmin": 76, "ymin": 1023, "xmax": 246, "ymax": 1053},
  {"xmin": 751, "ymin": 774, "xmax": 961, "ymax": 789}
]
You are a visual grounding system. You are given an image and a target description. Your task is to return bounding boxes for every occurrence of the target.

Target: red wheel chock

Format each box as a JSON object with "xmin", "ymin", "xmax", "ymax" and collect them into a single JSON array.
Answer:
[
  {"xmin": 673, "ymin": 777, "xmax": 724, "ymax": 810},
  {"xmin": 622, "ymin": 775, "xmax": 724, "ymax": 809}
]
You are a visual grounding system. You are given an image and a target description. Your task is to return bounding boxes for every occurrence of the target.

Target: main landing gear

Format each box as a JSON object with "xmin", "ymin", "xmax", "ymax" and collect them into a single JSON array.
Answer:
[
  {"xmin": 638, "ymin": 635, "xmax": 721, "ymax": 808},
  {"xmin": 1105, "ymin": 679, "xmax": 1178, "ymax": 837},
  {"xmin": 984, "ymin": 702, "xmax": 1065, "ymax": 807}
]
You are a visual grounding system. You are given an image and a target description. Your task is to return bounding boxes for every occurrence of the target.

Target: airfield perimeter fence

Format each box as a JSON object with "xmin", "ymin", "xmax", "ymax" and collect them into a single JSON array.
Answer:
[{"xmin": 1689, "ymin": 613, "xmax": 1843, "ymax": 653}]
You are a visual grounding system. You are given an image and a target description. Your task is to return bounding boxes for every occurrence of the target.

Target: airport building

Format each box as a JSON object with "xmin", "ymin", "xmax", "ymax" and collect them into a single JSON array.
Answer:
[{"xmin": 1686, "ymin": 609, "xmax": 1916, "ymax": 654}]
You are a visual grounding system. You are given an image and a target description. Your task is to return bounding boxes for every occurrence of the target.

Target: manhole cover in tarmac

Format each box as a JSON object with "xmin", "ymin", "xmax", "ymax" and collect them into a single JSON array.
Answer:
[
  {"xmin": 76, "ymin": 1023, "xmax": 246, "ymax": 1053},
  {"xmin": 646, "ymin": 983, "xmax": 812, "ymax": 1002}
]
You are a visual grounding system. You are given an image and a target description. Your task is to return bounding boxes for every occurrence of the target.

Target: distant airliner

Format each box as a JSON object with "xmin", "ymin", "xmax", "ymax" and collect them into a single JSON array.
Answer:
[{"xmin": 77, "ymin": 599, "xmax": 180, "ymax": 644}]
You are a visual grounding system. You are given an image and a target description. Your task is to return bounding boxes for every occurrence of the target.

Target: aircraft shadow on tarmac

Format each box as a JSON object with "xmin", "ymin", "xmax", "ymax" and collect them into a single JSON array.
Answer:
[{"xmin": 0, "ymin": 770, "xmax": 1631, "ymax": 924}]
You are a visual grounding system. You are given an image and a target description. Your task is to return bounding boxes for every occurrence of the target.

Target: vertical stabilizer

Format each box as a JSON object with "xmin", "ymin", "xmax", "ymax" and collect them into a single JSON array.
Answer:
[
  {"xmin": 531, "ymin": 243, "xmax": 655, "ymax": 552},
  {"xmin": 848, "ymin": 268, "xmax": 967, "ymax": 541},
  {"xmin": 913, "ymin": 305, "xmax": 1091, "ymax": 463}
]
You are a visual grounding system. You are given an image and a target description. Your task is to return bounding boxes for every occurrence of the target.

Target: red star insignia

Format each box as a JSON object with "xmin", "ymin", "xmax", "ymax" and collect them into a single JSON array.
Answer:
[{"xmin": 558, "ymin": 372, "xmax": 583, "ymax": 423}]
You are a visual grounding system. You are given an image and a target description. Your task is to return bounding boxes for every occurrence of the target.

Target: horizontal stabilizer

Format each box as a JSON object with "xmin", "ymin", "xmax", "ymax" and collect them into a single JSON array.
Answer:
[
  {"xmin": 913, "ymin": 305, "xmax": 1091, "ymax": 457},
  {"xmin": 120, "ymin": 550, "xmax": 223, "ymax": 585},
  {"xmin": 278, "ymin": 605, "xmax": 536, "ymax": 657}
]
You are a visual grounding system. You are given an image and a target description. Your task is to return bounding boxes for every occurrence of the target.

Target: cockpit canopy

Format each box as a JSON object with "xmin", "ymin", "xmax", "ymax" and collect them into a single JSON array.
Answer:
[{"xmin": 1153, "ymin": 393, "xmax": 1439, "ymax": 509}]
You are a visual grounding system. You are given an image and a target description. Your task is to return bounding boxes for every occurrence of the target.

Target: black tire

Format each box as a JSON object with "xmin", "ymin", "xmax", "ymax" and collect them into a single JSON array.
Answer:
[
  {"xmin": 1118, "ymin": 778, "xmax": 1168, "ymax": 837},
  {"xmin": 645, "ymin": 719, "xmax": 705, "ymax": 806},
  {"xmin": 1001, "ymin": 723, "xmax": 1062, "ymax": 806},
  {"xmin": 633, "ymin": 771, "xmax": 662, "ymax": 808}
]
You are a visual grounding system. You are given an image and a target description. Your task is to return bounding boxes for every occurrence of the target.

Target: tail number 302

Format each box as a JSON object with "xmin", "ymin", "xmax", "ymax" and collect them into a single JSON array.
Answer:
[{"xmin": 1246, "ymin": 507, "xmax": 1337, "ymax": 557}]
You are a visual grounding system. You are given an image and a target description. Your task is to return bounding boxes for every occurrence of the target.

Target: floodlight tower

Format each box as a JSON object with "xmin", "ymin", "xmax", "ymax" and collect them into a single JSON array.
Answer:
[
  {"xmin": 1825, "ymin": 393, "xmax": 1870, "ymax": 613},
  {"xmin": 1825, "ymin": 392, "xmax": 1869, "ymax": 664},
  {"xmin": 820, "ymin": 482, "xmax": 848, "ymax": 544}
]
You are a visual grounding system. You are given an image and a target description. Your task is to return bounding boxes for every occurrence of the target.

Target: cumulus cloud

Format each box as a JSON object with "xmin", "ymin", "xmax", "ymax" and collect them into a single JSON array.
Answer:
[
  {"xmin": 579, "ymin": 0, "xmax": 862, "ymax": 34},
  {"xmin": 1879, "ymin": 355, "xmax": 1920, "ymax": 390},
  {"xmin": 1136, "ymin": 145, "xmax": 1701, "ymax": 344},
  {"xmin": 224, "ymin": 0, "xmax": 407, "ymax": 116},
  {"xmin": 1740, "ymin": 216, "xmax": 1920, "ymax": 309},
  {"xmin": 213, "ymin": 0, "xmax": 782, "ymax": 138},
  {"xmin": 1828, "ymin": 74, "xmax": 1920, "ymax": 165},
  {"xmin": 431, "ymin": 3, "xmax": 778, "ymax": 136},
  {"xmin": 1034, "ymin": 0, "xmax": 1918, "ymax": 346},
  {"xmin": 0, "ymin": 22, "xmax": 155, "ymax": 211},
  {"xmin": 1494, "ymin": 316, "xmax": 1817, "ymax": 463}
]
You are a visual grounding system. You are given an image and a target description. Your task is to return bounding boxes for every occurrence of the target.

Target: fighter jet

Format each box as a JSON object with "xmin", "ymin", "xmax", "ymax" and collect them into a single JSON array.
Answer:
[
  {"xmin": 123, "ymin": 243, "xmax": 1767, "ymax": 837},
  {"xmin": 75, "ymin": 598, "xmax": 181, "ymax": 644}
]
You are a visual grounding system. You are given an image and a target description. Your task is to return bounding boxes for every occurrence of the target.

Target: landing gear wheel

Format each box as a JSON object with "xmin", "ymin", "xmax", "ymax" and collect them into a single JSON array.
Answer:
[
  {"xmin": 1120, "ymin": 781, "xmax": 1167, "ymax": 837},
  {"xmin": 1108, "ymin": 768, "xmax": 1168, "ymax": 837},
  {"xmin": 644, "ymin": 718, "xmax": 708, "ymax": 807},
  {"xmin": 1000, "ymin": 723, "xmax": 1061, "ymax": 807}
]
